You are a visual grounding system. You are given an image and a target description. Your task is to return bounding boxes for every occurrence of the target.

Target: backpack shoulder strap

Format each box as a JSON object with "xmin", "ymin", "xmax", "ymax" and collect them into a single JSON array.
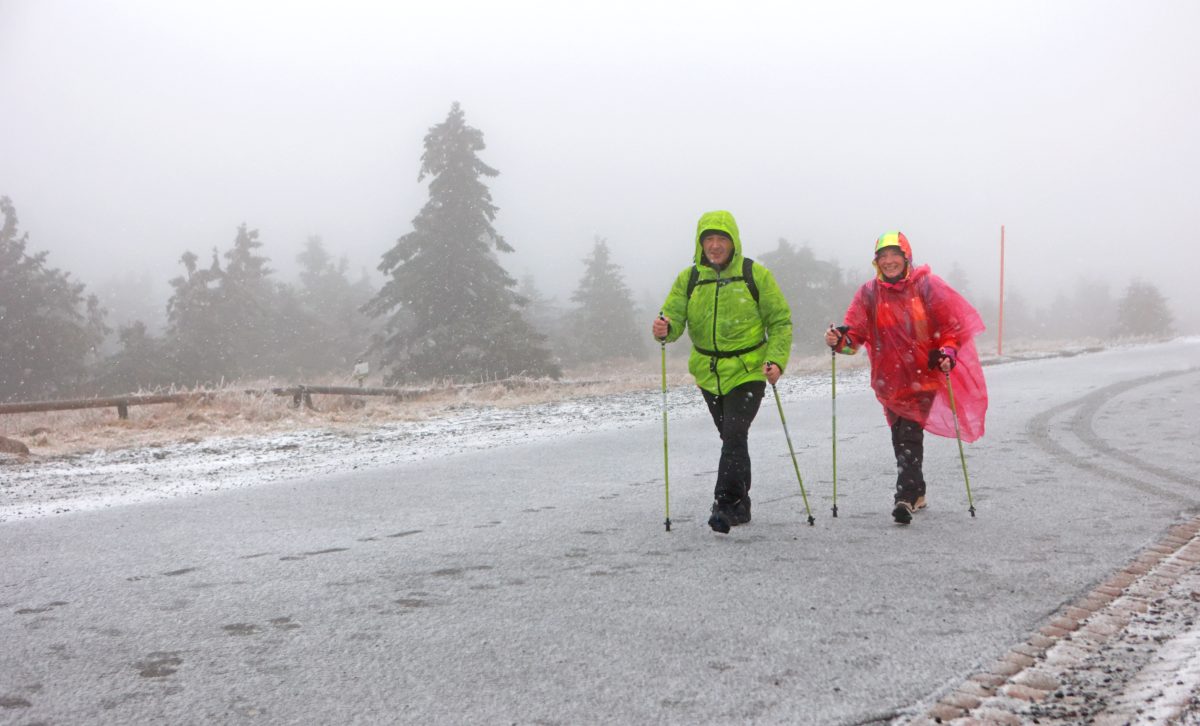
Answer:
[
  {"xmin": 686, "ymin": 265, "xmax": 700, "ymax": 299},
  {"xmin": 742, "ymin": 257, "xmax": 759, "ymax": 303}
]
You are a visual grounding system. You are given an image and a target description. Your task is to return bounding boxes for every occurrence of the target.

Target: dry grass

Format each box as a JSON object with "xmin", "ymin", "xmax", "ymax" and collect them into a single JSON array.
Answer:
[
  {"xmin": 13, "ymin": 341, "xmax": 1054, "ymax": 460},
  {"xmin": 0, "ymin": 357, "xmax": 696, "ymax": 458}
]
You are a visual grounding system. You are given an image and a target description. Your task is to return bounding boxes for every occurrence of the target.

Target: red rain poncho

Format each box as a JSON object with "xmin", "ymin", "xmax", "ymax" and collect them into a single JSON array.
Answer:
[{"xmin": 842, "ymin": 264, "xmax": 988, "ymax": 442}]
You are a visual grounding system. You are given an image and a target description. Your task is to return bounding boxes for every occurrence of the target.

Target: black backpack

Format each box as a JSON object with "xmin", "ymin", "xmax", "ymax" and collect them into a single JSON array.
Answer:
[
  {"xmin": 685, "ymin": 258, "xmax": 766, "ymax": 362},
  {"xmin": 686, "ymin": 257, "xmax": 759, "ymax": 303}
]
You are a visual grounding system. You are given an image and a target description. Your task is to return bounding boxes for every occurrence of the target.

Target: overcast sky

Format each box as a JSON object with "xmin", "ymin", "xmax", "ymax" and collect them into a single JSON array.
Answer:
[{"xmin": 2, "ymin": 0, "xmax": 1198, "ymax": 331}]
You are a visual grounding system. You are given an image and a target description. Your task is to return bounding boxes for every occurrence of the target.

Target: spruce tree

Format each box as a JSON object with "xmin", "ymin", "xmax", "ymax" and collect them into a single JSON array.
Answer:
[
  {"xmin": 518, "ymin": 273, "xmax": 567, "ymax": 369},
  {"xmin": 566, "ymin": 237, "xmax": 645, "ymax": 363},
  {"xmin": 365, "ymin": 103, "xmax": 559, "ymax": 382},
  {"xmin": 294, "ymin": 235, "xmax": 374, "ymax": 375},
  {"xmin": 96, "ymin": 321, "xmax": 175, "ymax": 394},
  {"xmin": 0, "ymin": 196, "xmax": 107, "ymax": 401},
  {"xmin": 759, "ymin": 238, "xmax": 851, "ymax": 354},
  {"xmin": 517, "ymin": 273, "xmax": 562, "ymax": 334},
  {"xmin": 166, "ymin": 228, "xmax": 309, "ymax": 384},
  {"xmin": 166, "ymin": 248, "xmax": 232, "ymax": 384},
  {"xmin": 1114, "ymin": 279, "xmax": 1173, "ymax": 338},
  {"xmin": 220, "ymin": 223, "xmax": 280, "ymax": 377}
]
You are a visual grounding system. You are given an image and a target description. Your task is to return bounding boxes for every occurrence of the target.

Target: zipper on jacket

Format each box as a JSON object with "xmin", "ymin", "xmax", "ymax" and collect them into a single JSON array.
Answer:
[{"xmin": 711, "ymin": 274, "xmax": 723, "ymax": 394}]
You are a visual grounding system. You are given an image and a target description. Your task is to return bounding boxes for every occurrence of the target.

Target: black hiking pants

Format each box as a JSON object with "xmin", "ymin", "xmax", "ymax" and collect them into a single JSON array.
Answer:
[
  {"xmin": 888, "ymin": 394, "xmax": 934, "ymax": 505},
  {"xmin": 700, "ymin": 380, "xmax": 766, "ymax": 507},
  {"xmin": 890, "ymin": 416, "xmax": 927, "ymax": 506}
]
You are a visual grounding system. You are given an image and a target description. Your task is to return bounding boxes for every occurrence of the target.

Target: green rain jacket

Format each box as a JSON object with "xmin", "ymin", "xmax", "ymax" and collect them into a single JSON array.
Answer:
[{"xmin": 660, "ymin": 211, "xmax": 793, "ymax": 396}]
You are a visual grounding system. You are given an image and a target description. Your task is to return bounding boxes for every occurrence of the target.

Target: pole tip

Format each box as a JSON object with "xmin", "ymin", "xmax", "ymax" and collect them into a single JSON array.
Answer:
[
  {"xmin": 832, "ymin": 505, "xmax": 839, "ymax": 518},
  {"xmin": 969, "ymin": 507, "xmax": 976, "ymax": 518},
  {"xmin": 664, "ymin": 518, "xmax": 672, "ymax": 531},
  {"xmin": 807, "ymin": 516, "xmax": 815, "ymax": 526}
]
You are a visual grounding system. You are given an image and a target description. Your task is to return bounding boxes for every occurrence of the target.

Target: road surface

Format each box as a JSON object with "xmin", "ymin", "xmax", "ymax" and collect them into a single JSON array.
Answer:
[{"xmin": 2, "ymin": 340, "xmax": 1198, "ymax": 724}]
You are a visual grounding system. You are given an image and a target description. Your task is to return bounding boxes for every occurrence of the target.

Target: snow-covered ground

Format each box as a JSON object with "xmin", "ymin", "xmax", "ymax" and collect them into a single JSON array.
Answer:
[{"xmin": 0, "ymin": 367, "xmax": 868, "ymax": 521}]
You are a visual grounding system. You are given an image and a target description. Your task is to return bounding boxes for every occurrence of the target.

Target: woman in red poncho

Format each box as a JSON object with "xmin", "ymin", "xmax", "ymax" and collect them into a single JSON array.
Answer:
[{"xmin": 824, "ymin": 231, "xmax": 988, "ymax": 525}]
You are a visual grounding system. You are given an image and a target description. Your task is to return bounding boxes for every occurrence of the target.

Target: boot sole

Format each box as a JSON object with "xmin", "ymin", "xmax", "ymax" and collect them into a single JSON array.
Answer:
[{"xmin": 892, "ymin": 503, "xmax": 913, "ymax": 525}]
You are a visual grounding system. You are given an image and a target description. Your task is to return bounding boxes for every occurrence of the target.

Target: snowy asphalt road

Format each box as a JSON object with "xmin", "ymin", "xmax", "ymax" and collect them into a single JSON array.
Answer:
[{"xmin": 2, "ymin": 340, "xmax": 1199, "ymax": 725}]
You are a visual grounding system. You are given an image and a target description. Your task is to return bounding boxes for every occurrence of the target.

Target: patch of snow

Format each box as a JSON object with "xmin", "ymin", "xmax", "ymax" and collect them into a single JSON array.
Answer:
[
  {"xmin": 1101, "ymin": 572, "xmax": 1200, "ymax": 724},
  {"xmin": 0, "ymin": 368, "xmax": 870, "ymax": 522}
]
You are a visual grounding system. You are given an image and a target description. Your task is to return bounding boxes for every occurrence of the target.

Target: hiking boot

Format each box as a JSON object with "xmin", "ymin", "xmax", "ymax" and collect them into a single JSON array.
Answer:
[
  {"xmin": 914, "ymin": 495, "xmax": 927, "ymax": 511},
  {"xmin": 708, "ymin": 502, "xmax": 732, "ymax": 534},
  {"xmin": 729, "ymin": 496, "xmax": 751, "ymax": 526},
  {"xmin": 892, "ymin": 500, "xmax": 914, "ymax": 525}
]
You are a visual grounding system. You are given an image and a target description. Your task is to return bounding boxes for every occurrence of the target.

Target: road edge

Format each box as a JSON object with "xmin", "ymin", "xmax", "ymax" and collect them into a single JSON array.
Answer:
[{"xmin": 909, "ymin": 514, "xmax": 1200, "ymax": 725}]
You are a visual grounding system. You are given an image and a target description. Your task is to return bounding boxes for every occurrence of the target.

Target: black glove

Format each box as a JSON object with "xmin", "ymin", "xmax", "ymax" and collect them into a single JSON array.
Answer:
[
  {"xmin": 831, "ymin": 325, "xmax": 850, "ymax": 349},
  {"xmin": 927, "ymin": 347, "xmax": 957, "ymax": 371}
]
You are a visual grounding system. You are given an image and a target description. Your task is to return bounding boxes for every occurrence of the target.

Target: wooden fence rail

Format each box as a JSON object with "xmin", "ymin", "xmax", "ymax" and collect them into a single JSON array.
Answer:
[
  {"xmin": 0, "ymin": 393, "xmax": 210, "ymax": 419},
  {"xmin": 0, "ymin": 385, "xmax": 430, "ymax": 419},
  {"xmin": 267, "ymin": 385, "xmax": 428, "ymax": 409}
]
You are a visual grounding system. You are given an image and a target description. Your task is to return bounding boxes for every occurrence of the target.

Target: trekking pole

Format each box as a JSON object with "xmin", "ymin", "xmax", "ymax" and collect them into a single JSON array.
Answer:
[
  {"xmin": 829, "ymin": 325, "xmax": 849, "ymax": 518},
  {"xmin": 830, "ymin": 346, "xmax": 839, "ymax": 518},
  {"xmin": 944, "ymin": 371, "xmax": 976, "ymax": 517},
  {"xmin": 771, "ymin": 379, "xmax": 815, "ymax": 526},
  {"xmin": 658, "ymin": 314, "xmax": 671, "ymax": 532}
]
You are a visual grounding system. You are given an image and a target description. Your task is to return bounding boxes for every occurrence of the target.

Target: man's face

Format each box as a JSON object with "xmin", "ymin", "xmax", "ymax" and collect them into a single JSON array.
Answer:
[
  {"xmin": 876, "ymin": 247, "xmax": 907, "ymax": 278},
  {"xmin": 703, "ymin": 234, "xmax": 733, "ymax": 267}
]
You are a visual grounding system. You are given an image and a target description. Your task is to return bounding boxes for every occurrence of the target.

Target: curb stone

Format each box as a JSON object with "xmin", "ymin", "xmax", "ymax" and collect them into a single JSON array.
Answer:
[{"xmin": 912, "ymin": 513, "xmax": 1200, "ymax": 725}]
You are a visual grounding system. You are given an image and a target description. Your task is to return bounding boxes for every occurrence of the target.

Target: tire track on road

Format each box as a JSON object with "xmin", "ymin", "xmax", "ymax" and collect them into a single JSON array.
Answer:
[
  {"xmin": 1076, "ymin": 370, "xmax": 1199, "ymax": 488},
  {"xmin": 903, "ymin": 367, "xmax": 1200, "ymax": 724},
  {"xmin": 1026, "ymin": 368, "xmax": 1200, "ymax": 507}
]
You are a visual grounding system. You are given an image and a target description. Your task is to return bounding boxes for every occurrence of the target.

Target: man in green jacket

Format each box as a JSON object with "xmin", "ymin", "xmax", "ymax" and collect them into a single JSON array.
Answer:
[{"xmin": 651, "ymin": 210, "xmax": 793, "ymax": 533}]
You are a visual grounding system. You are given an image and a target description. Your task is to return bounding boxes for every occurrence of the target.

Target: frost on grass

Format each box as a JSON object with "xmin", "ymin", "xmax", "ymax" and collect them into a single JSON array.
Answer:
[
  {"xmin": 0, "ymin": 356, "xmax": 870, "ymax": 522},
  {"xmin": 0, "ymin": 338, "xmax": 1151, "ymax": 523},
  {"xmin": 0, "ymin": 354, "xmax": 866, "ymax": 459}
]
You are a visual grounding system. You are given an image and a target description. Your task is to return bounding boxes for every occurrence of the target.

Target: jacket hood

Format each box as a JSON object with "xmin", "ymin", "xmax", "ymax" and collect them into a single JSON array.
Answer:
[
  {"xmin": 694, "ymin": 210, "xmax": 743, "ymax": 267},
  {"xmin": 872, "ymin": 230, "xmax": 913, "ymax": 281}
]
